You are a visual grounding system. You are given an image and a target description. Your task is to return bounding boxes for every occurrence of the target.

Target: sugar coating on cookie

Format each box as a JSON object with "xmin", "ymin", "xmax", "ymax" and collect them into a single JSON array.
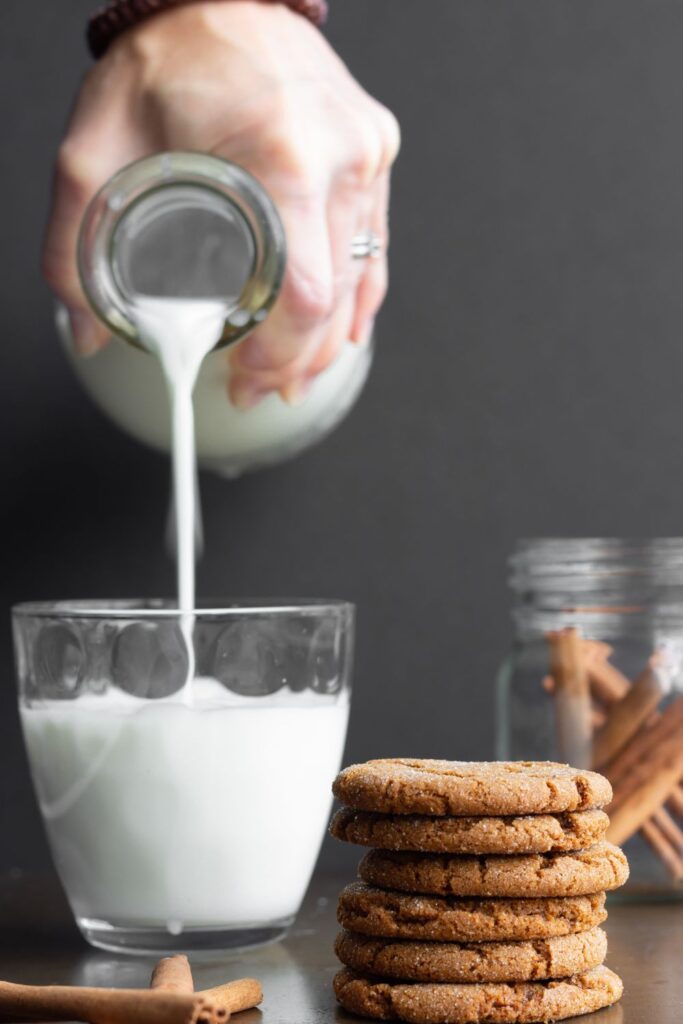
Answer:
[
  {"xmin": 337, "ymin": 883, "xmax": 609, "ymax": 942},
  {"xmin": 333, "ymin": 966, "xmax": 624, "ymax": 1024},
  {"xmin": 333, "ymin": 760, "xmax": 613, "ymax": 816},
  {"xmin": 330, "ymin": 807, "xmax": 610, "ymax": 855},
  {"xmin": 335, "ymin": 927, "xmax": 607, "ymax": 983},
  {"xmin": 358, "ymin": 842, "xmax": 629, "ymax": 898}
]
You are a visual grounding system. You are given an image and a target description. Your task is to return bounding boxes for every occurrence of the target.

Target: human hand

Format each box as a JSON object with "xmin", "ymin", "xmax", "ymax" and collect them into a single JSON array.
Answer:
[{"xmin": 43, "ymin": 1, "xmax": 400, "ymax": 406}]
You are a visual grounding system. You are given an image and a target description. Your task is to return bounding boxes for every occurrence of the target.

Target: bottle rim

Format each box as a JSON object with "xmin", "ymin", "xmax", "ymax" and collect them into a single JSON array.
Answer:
[{"xmin": 77, "ymin": 151, "xmax": 286, "ymax": 351}]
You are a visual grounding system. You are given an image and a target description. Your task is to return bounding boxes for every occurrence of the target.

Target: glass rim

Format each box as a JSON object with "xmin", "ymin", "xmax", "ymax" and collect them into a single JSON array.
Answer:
[{"xmin": 12, "ymin": 598, "xmax": 354, "ymax": 620}]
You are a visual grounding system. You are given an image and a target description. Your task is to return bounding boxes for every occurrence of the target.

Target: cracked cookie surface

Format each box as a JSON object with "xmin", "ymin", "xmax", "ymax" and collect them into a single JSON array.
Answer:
[
  {"xmin": 337, "ymin": 883, "xmax": 608, "ymax": 942},
  {"xmin": 330, "ymin": 807, "xmax": 609, "ymax": 855},
  {"xmin": 333, "ymin": 966, "xmax": 623, "ymax": 1023},
  {"xmin": 332, "ymin": 760, "xmax": 612, "ymax": 816},
  {"xmin": 358, "ymin": 842, "xmax": 628, "ymax": 898},
  {"xmin": 335, "ymin": 927, "xmax": 607, "ymax": 983}
]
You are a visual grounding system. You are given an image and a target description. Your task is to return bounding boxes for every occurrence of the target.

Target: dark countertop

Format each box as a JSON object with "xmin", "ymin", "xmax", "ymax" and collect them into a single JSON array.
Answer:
[{"xmin": 0, "ymin": 873, "xmax": 680, "ymax": 1023}]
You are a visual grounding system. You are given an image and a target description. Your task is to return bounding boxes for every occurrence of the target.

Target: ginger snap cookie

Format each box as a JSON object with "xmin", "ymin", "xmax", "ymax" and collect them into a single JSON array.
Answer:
[
  {"xmin": 330, "ymin": 807, "xmax": 609, "ymax": 855},
  {"xmin": 333, "ymin": 760, "xmax": 612, "ymax": 817},
  {"xmin": 358, "ymin": 842, "xmax": 629, "ymax": 898},
  {"xmin": 333, "ymin": 966, "xmax": 623, "ymax": 1023},
  {"xmin": 334, "ymin": 927, "xmax": 607, "ymax": 984},
  {"xmin": 337, "ymin": 883, "xmax": 608, "ymax": 942}
]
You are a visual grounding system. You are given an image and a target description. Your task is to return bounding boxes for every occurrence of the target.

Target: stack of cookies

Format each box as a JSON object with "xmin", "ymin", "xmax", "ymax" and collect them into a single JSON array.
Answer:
[{"xmin": 330, "ymin": 760, "xmax": 628, "ymax": 1024}]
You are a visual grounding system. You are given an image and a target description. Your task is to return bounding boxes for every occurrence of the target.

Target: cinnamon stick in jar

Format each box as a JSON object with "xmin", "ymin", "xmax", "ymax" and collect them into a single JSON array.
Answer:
[
  {"xmin": 604, "ymin": 692, "xmax": 683, "ymax": 786},
  {"xmin": 591, "ymin": 657, "xmax": 663, "ymax": 768},
  {"xmin": 651, "ymin": 807, "xmax": 683, "ymax": 855},
  {"xmin": 607, "ymin": 714, "xmax": 683, "ymax": 845},
  {"xmin": 543, "ymin": 636, "xmax": 683, "ymax": 879},
  {"xmin": 582, "ymin": 640, "xmax": 631, "ymax": 702},
  {"xmin": 545, "ymin": 628, "xmax": 592, "ymax": 768},
  {"xmin": 641, "ymin": 819, "xmax": 683, "ymax": 883}
]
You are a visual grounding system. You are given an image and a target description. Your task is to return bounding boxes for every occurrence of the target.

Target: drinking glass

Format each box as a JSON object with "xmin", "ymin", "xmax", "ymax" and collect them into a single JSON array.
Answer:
[{"xmin": 13, "ymin": 599, "xmax": 353, "ymax": 954}]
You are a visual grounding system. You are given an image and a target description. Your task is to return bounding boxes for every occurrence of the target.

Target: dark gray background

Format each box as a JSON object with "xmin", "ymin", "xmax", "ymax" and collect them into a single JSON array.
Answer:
[{"xmin": 3, "ymin": 0, "xmax": 683, "ymax": 878}]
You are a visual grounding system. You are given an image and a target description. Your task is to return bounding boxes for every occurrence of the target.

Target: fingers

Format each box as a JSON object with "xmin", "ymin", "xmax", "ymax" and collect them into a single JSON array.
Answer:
[
  {"xmin": 349, "ymin": 170, "xmax": 390, "ymax": 345},
  {"xmin": 43, "ymin": 150, "xmax": 113, "ymax": 355},
  {"xmin": 42, "ymin": 66, "xmax": 147, "ymax": 355},
  {"xmin": 228, "ymin": 170, "xmax": 390, "ymax": 408},
  {"xmin": 228, "ymin": 188, "xmax": 335, "ymax": 405}
]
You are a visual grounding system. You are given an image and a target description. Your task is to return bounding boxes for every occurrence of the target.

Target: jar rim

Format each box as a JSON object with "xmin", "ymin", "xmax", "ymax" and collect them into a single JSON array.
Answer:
[
  {"xmin": 510, "ymin": 537, "xmax": 683, "ymax": 587},
  {"xmin": 509, "ymin": 538, "xmax": 683, "ymax": 638}
]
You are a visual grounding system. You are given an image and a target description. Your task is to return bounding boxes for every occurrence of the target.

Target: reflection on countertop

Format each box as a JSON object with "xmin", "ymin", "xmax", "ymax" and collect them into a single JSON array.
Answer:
[{"xmin": 0, "ymin": 871, "xmax": 679, "ymax": 1023}]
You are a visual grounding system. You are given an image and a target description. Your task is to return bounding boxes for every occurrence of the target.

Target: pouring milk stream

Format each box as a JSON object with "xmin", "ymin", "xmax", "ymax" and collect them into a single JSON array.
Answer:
[
  {"xmin": 77, "ymin": 152, "xmax": 291, "ymax": 687},
  {"xmin": 134, "ymin": 297, "xmax": 228, "ymax": 692}
]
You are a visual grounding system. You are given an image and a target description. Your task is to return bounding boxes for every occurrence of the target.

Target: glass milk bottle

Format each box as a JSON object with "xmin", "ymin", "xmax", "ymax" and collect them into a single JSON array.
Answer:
[
  {"xmin": 60, "ymin": 152, "xmax": 373, "ymax": 477},
  {"xmin": 497, "ymin": 538, "xmax": 683, "ymax": 899}
]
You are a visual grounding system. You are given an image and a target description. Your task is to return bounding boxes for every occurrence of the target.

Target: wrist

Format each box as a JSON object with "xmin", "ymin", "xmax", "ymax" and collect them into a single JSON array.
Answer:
[{"xmin": 88, "ymin": 0, "xmax": 328, "ymax": 60}]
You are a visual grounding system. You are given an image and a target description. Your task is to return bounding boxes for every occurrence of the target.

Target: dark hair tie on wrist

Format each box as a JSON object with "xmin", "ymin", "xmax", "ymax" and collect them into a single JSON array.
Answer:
[{"xmin": 88, "ymin": 0, "xmax": 329, "ymax": 60}]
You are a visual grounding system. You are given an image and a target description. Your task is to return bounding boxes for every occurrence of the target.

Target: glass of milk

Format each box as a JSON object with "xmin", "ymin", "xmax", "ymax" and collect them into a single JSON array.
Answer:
[{"xmin": 13, "ymin": 598, "xmax": 353, "ymax": 955}]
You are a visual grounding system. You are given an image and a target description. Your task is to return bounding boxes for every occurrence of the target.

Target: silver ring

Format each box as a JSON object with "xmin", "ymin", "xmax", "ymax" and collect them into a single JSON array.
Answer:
[{"xmin": 352, "ymin": 231, "xmax": 383, "ymax": 260}]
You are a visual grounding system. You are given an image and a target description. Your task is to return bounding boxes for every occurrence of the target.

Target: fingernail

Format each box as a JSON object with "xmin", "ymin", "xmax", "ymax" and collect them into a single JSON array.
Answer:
[
  {"xmin": 230, "ymin": 378, "xmax": 269, "ymax": 410},
  {"xmin": 68, "ymin": 308, "xmax": 104, "ymax": 357},
  {"xmin": 280, "ymin": 378, "xmax": 314, "ymax": 407}
]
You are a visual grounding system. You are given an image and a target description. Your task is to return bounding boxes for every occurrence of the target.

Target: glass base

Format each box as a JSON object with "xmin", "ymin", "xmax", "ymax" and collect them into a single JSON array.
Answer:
[{"xmin": 78, "ymin": 916, "xmax": 294, "ymax": 956}]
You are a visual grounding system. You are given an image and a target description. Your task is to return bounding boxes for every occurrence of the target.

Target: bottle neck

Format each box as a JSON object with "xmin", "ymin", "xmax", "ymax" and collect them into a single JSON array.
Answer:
[{"xmin": 509, "ymin": 538, "xmax": 683, "ymax": 640}]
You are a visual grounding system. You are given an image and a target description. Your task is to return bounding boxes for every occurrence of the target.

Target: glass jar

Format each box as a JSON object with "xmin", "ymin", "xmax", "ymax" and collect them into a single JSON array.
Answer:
[
  {"xmin": 497, "ymin": 538, "xmax": 683, "ymax": 899},
  {"xmin": 62, "ymin": 152, "xmax": 374, "ymax": 477}
]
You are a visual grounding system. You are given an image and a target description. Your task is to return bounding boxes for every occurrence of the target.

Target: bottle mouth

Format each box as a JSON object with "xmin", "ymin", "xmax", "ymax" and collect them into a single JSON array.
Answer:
[
  {"xmin": 112, "ymin": 184, "xmax": 257, "ymax": 303},
  {"xmin": 78, "ymin": 152, "xmax": 286, "ymax": 352}
]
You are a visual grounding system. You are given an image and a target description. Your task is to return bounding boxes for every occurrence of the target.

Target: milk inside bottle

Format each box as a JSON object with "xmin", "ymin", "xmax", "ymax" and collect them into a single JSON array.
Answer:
[{"xmin": 63, "ymin": 153, "xmax": 372, "ymax": 477}]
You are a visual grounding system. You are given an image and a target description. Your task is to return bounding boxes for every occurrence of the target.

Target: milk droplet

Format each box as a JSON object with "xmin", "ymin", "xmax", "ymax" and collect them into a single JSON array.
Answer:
[{"xmin": 167, "ymin": 918, "xmax": 184, "ymax": 936}]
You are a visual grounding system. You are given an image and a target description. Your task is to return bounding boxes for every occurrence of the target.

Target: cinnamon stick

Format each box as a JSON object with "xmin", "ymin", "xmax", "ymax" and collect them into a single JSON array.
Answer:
[
  {"xmin": 607, "ymin": 724, "xmax": 683, "ymax": 844},
  {"xmin": 591, "ymin": 705, "xmax": 607, "ymax": 730},
  {"xmin": 0, "ymin": 983, "xmax": 213, "ymax": 1024},
  {"xmin": 592, "ymin": 658, "xmax": 663, "ymax": 768},
  {"xmin": 582, "ymin": 641, "xmax": 630, "ymax": 702},
  {"xmin": 546, "ymin": 629, "xmax": 592, "ymax": 767},
  {"xmin": 652, "ymin": 807, "xmax": 683, "ymax": 855},
  {"xmin": 668, "ymin": 786, "xmax": 683, "ymax": 819},
  {"xmin": 604, "ymin": 694, "xmax": 683, "ymax": 786},
  {"xmin": 543, "ymin": 676, "xmax": 605, "ymax": 728},
  {"xmin": 545, "ymin": 639, "xmax": 683, "ymax": 878},
  {"xmin": 199, "ymin": 980, "xmax": 263, "ymax": 1017},
  {"xmin": 641, "ymin": 820, "xmax": 683, "ymax": 883},
  {"xmin": 150, "ymin": 956, "xmax": 194, "ymax": 995}
]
